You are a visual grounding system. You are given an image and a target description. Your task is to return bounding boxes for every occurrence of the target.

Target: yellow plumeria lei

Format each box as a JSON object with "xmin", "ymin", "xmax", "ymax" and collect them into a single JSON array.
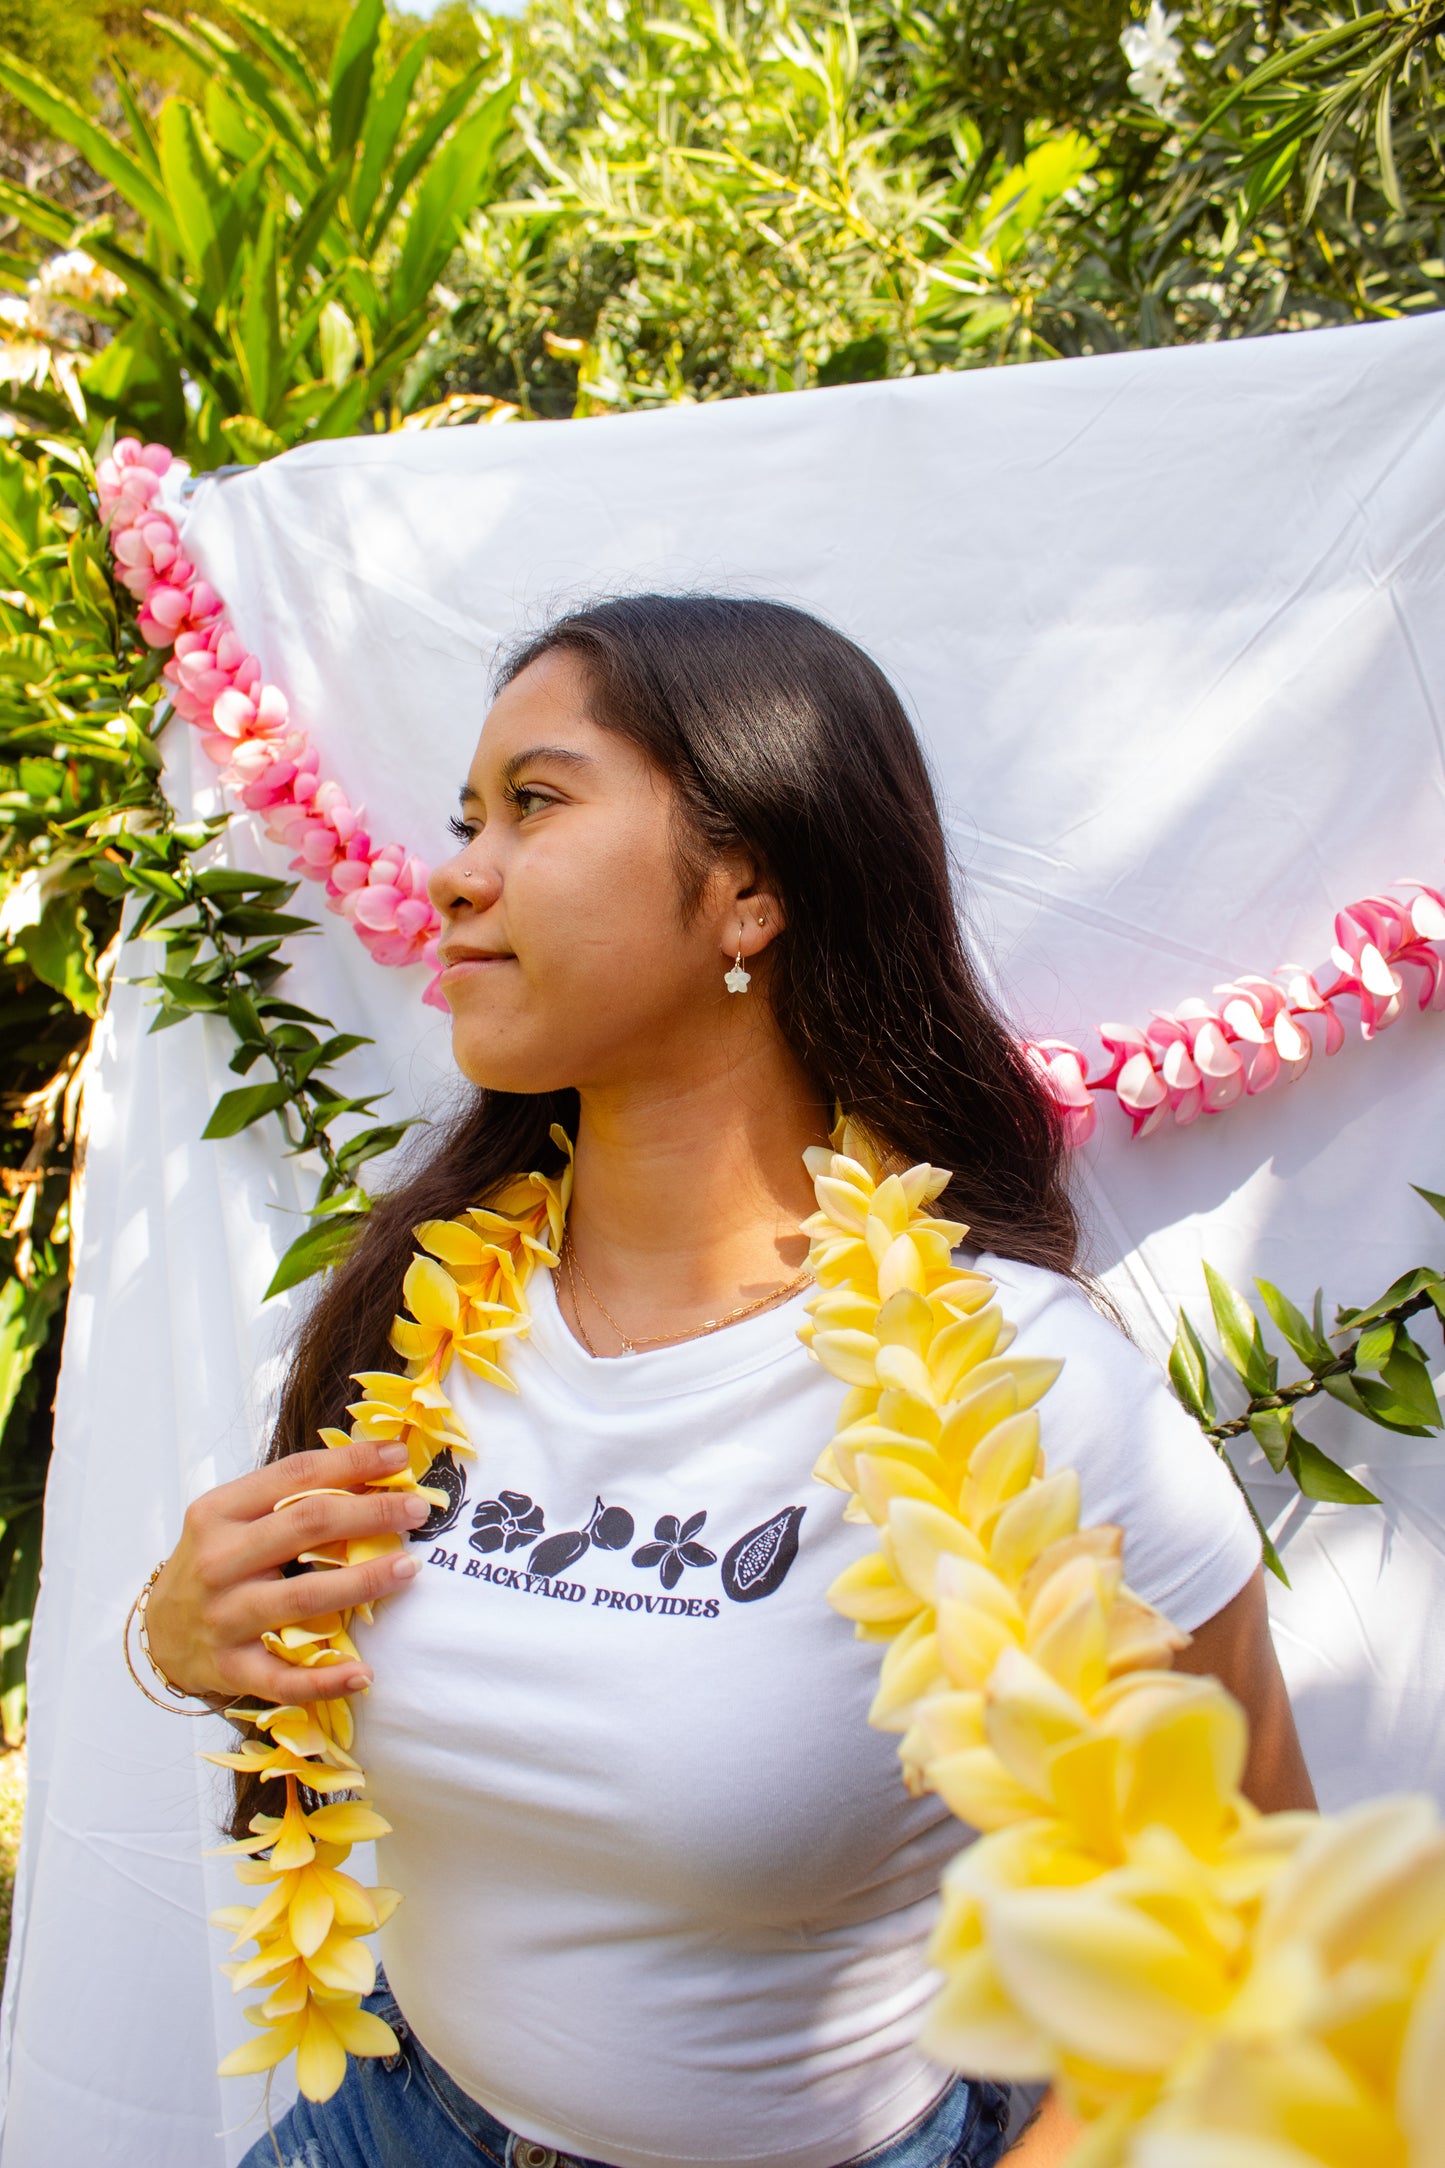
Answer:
[
  {"xmin": 804, "ymin": 1120, "xmax": 1445, "ymax": 2168},
  {"xmin": 210, "ymin": 1116, "xmax": 1445, "ymax": 2165},
  {"xmin": 205, "ymin": 1141, "xmax": 572, "ymax": 2102}
]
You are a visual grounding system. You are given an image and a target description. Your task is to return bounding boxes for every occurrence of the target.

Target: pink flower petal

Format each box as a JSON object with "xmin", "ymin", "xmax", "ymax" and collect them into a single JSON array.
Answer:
[{"xmin": 352, "ymin": 885, "xmax": 404, "ymax": 931}]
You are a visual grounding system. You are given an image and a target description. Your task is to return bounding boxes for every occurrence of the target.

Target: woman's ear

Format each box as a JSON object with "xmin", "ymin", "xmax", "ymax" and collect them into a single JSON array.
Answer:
[{"xmin": 715, "ymin": 862, "xmax": 784, "ymax": 961}]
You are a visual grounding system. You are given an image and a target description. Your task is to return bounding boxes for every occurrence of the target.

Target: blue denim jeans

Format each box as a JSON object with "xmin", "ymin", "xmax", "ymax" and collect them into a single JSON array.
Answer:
[{"xmin": 238, "ymin": 1974, "xmax": 1013, "ymax": 2168}]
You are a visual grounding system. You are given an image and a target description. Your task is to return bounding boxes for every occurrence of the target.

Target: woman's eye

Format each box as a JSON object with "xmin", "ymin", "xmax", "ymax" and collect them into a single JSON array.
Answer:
[
  {"xmin": 447, "ymin": 815, "xmax": 476, "ymax": 843},
  {"xmin": 508, "ymin": 785, "xmax": 551, "ymax": 817}
]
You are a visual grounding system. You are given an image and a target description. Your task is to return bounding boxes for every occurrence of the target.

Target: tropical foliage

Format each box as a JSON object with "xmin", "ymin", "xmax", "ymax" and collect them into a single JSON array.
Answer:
[{"xmin": 0, "ymin": 0, "xmax": 1439, "ymax": 1737}]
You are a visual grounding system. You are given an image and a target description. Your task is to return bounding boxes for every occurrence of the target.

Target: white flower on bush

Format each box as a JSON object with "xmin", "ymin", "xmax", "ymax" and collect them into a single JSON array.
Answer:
[
  {"xmin": 1121, "ymin": 2, "xmax": 1184, "ymax": 113},
  {"xmin": 33, "ymin": 249, "xmax": 124, "ymax": 306}
]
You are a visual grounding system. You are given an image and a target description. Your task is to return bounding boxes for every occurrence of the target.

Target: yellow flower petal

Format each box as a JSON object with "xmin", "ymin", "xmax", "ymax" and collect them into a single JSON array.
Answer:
[
  {"xmin": 986, "ymin": 1887, "xmax": 1232, "ymax": 2073},
  {"xmin": 887, "ymin": 1499, "xmax": 996, "ymax": 1607},
  {"xmin": 988, "ymin": 1470, "xmax": 1081, "ymax": 1586},
  {"xmin": 960, "ymin": 1411, "xmax": 1042, "ymax": 1533},
  {"xmin": 402, "ymin": 1254, "xmax": 462, "ymax": 1333},
  {"xmin": 288, "ymin": 1869, "xmax": 337, "ymax": 1960},
  {"xmin": 827, "ymin": 1548, "xmax": 921, "ymax": 1629},
  {"xmin": 217, "ymin": 2013, "xmax": 304, "ymax": 2077},
  {"xmin": 325, "ymin": 2001, "xmax": 402, "ymax": 2060},
  {"xmin": 930, "ymin": 1305, "xmax": 1005, "ymax": 1398},
  {"xmin": 295, "ymin": 2002, "xmax": 350, "ymax": 2102}
]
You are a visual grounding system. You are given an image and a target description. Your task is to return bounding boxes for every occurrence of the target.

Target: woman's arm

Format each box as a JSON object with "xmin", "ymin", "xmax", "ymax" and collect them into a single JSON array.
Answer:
[
  {"xmin": 998, "ymin": 1563, "xmax": 1314, "ymax": 2159},
  {"xmin": 1172, "ymin": 1562, "xmax": 1317, "ymax": 1812}
]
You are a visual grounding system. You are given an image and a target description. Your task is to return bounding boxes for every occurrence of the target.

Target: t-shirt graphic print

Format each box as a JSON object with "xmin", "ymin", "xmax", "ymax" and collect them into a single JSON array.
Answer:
[
  {"xmin": 352, "ymin": 1255, "xmax": 1259, "ymax": 2168},
  {"xmin": 413, "ymin": 1448, "xmax": 806, "ymax": 1621}
]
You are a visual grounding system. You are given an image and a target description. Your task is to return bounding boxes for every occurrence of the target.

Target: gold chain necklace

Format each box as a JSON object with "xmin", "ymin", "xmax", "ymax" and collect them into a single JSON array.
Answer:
[{"xmin": 560, "ymin": 1230, "xmax": 812, "ymax": 1355}]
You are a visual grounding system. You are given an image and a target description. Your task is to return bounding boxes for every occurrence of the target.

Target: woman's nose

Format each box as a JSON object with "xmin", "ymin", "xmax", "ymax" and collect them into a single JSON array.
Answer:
[{"xmin": 427, "ymin": 847, "xmax": 502, "ymax": 918}]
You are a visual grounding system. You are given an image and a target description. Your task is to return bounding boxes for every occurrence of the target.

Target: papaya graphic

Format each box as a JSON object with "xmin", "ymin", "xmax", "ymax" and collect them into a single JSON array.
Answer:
[
  {"xmin": 412, "ymin": 1450, "xmax": 467, "ymax": 1540},
  {"xmin": 721, "ymin": 1506, "xmax": 805, "ymax": 1602}
]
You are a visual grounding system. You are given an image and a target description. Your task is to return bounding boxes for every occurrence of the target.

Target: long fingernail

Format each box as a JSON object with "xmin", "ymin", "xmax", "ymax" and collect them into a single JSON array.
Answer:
[
  {"xmin": 378, "ymin": 1444, "xmax": 408, "ymax": 1466},
  {"xmin": 402, "ymin": 1496, "xmax": 430, "ymax": 1526},
  {"xmin": 346, "ymin": 1670, "xmax": 373, "ymax": 1691},
  {"xmin": 391, "ymin": 1555, "xmax": 420, "ymax": 1579}
]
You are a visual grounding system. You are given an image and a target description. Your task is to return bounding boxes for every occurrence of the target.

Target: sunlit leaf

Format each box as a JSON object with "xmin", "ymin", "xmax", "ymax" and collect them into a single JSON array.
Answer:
[
  {"xmin": 202, "ymin": 1080, "xmax": 293, "ymax": 1138},
  {"xmin": 1287, "ymin": 1435, "xmax": 1380, "ymax": 1507},
  {"xmin": 1203, "ymin": 1261, "xmax": 1275, "ymax": 1396},
  {"xmin": 264, "ymin": 1209, "xmax": 369, "ymax": 1299}
]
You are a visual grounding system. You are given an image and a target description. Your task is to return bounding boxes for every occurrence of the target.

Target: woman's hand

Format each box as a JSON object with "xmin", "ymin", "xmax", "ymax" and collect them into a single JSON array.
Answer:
[{"xmin": 144, "ymin": 1439, "xmax": 427, "ymax": 1706}]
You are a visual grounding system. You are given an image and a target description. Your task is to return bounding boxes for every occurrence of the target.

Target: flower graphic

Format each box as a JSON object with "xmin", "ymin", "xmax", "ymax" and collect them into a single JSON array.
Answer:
[
  {"xmin": 469, "ymin": 1490, "xmax": 545, "ymax": 1555},
  {"xmin": 632, "ymin": 1511, "xmax": 716, "ymax": 1590}
]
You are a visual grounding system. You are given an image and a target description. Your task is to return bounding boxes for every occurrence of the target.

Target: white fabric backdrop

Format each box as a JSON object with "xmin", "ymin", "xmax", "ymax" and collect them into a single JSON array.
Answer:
[{"xmin": 2, "ymin": 310, "xmax": 1443, "ymax": 2165}]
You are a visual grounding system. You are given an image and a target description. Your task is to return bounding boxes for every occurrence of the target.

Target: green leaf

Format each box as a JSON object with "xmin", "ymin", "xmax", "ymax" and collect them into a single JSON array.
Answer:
[
  {"xmin": 1412, "ymin": 1184, "xmax": 1445, "ymax": 1225},
  {"xmin": 1253, "ymin": 1278, "xmax": 1332, "ymax": 1369},
  {"xmin": 1203, "ymin": 1260, "xmax": 1275, "ymax": 1396},
  {"xmin": 1380, "ymin": 1341, "xmax": 1442, "ymax": 1429},
  {"xmin": 389, "ymin": 80, "xmax": 515, "ymax": 321},
  {"xmin": 226, "ymin": 985, "xmax": 265, "ymax": 1042},
  {"xmin": 1248, "ymin": 1406, "xmax": 1293, "ymax": 1474},
  {"xmin": 283, "ymin": 165, "xmax": 352, "ymax": 289},
  {"xmin": 218, "ymin": 413, "xmax": 287, "ymax": 463},
  {"xmin": 335, "ymin": 1120, "xmax": 414, "ymax": 1170},
  {"xmin": 214, "ymin": 906, "xmax": 316, "ymax": 938},
  {"xmin": 148, "ymin": 13, "xmax": 313, "ymax": 163},
  {"xmin": 237, "ymin": 202, "xmax": 284, "ymax": 420},
  {"xmin": 264, "ymin": 1209, "xmax": 368, "ymax": 1298},
  {"xmin": 0, "ymin": 1502, "xmax": 41, "ymax": 1746},
  {"xmin": 0, "ymin": 55, "xmax": 181, "ymax": 246},
  {"xmin": 364, "ymin": 59, "xmax": 487, "ymax": 251},
  {"xmin": 0, "ymin": 1279, "xmax": 50, "ymax": 1440},
  {"xmin": 18, "ymin": 891, "xmax": 98, "ymax": 1016},
  {"xmin": 1286, "ymin": 1435, "xmax": 1380, "ymax": 1507},
  {"xmin": 0, "ymin": 175, "xmax": 77, "ymax": 250},
  {"xmin": 124, "ymin": 864, "xmax": 185, "ymax": 902},
  {"xmin": 1209, "ymin": 1436, "xmax": 1289, "ymax": 1585},
  {"xmin": 1354, "ymin": 1320, "xmax": 1397, "ymax": 1374},
  {"xmin": 216, "ymin": 0, "xmax": 321, "ymax": 110},
  {"xmin": 157, "ymin": 99, "xmax": 227, "ymax": 289},
  {"xmin": 195, "ymin": 869, "xmax": 296, "ymax": 899},
  {"xmin": 256, "ymin": 1000, "xmax": 326, "ymax": 1023},
  {"xmin": 112, "ymin": 59, "xmax": 163, "ymax": 177},
  {"xmin": 1343, "ymin": 1267, "xmax": 1445, "ymax": 1331},
  {"xmin": 1168, "ymin": 1306, "xmax": 1216, "ymax": 1424},
  {"xmin": 312, "ymin": 1032, "xmax": 372, "ymax": 1067},
  {"xmin": 201, "ymin": 1079, "xmax": 292, "ymax": 1138},
  {"xmin": 1328, "ymin": 1371, "xmax": 1432, "ymax": 1438},
  {"xmin": 154, "ymin": 971, "xmax": 228, "ymax": 1012},
  {"xmin": 350, "ymin": 31, "xmax": 431, "ymax": 238},
  {"xmin": 328, "ymin": 0, "xmax": 385, "ymax": 163}
]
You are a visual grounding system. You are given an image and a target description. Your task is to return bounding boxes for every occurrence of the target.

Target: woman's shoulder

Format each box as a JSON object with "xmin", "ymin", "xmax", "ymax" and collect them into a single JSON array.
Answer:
[{"xmin": 960, "ymin": 1246, "xmax": 1141, "ymax": 1381}]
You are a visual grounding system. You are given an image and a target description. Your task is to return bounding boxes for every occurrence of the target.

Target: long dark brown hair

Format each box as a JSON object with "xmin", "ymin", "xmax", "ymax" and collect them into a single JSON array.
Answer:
[{"xmin": 229, "ymin": 593, "xmax": 1086, "ymax": 1835}]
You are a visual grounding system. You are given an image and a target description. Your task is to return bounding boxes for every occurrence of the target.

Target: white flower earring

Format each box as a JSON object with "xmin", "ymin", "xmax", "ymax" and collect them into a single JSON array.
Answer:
[
  {"xmin": 724, "ymin": 922, "xmax": 751, "ymax": 994},
  {"xmin": 724, "ymin": 913, "xmax": 766, "ymax": 994}
]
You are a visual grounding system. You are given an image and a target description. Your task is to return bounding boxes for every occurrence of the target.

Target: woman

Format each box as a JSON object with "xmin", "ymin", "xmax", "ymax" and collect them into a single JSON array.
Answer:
[{"xmin": 147, "ymin": 596, "xmax": 1314, "ymax": 2168}]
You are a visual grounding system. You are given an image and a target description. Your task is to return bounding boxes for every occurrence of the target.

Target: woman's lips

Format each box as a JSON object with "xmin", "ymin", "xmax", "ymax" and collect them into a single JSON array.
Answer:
[{"xmin": 438, "ymin": 952, "xmax": 515, "ymax": 980}]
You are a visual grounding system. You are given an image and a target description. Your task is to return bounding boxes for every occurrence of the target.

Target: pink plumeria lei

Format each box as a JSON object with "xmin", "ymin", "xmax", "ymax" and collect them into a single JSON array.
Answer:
[
  {"xmin": 101, "ymin": 439, "xmax": 1445, "ymax": 1142},
  {"xmin": 99, "ymin": 438, "xmax": 446, "ymax": 1005},
  {"xmin": 1025, "ymin": 883, "xmax": 1445, "ymax": 1146}
]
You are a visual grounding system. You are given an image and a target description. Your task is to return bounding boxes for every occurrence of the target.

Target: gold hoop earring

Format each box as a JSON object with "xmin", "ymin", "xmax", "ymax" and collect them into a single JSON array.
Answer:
[{"xmin": 724, "ymin": 926, "xmax": 751, "ymax": 995}]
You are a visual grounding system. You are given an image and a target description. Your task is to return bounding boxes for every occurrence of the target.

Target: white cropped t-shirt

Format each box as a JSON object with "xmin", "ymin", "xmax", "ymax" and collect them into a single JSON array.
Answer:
[{"xmin": 353, "ymin": 1254, "xmax": 1259, "ymax": 2168}]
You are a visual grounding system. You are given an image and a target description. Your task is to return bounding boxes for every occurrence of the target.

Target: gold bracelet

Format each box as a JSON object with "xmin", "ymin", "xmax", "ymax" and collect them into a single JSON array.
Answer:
[{"xmin": 123, "ymin": 1560, "xmax": 216, "ymax": 1715}]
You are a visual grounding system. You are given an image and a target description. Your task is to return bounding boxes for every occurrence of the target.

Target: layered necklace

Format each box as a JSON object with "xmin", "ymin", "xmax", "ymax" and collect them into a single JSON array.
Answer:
[
  {"xmin": 206, "ymin": 1118, "xmax": 1372, "ymax": 2168},
  {"xmin": 558, "ymin": 1229, "xmax": 811, "ymax": 1355}
]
